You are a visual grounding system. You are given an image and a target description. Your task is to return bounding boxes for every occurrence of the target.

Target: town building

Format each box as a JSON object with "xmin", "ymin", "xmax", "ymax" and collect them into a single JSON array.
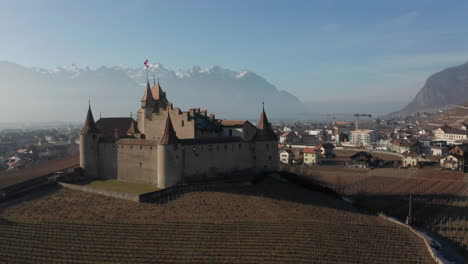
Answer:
[
  {"xmin": 279, "ymin": 149, "xmax": 295, "ymax": 164},
  {"xmin": 348, "ymin": 151, "xmax": 373, "ymax": 168},
  {"xmin": 433, "ymin": 125, "xmax": 468, "ymax": 141},
  {"xmin": 303, "ymin": 147, "xmax": 321, "ymax": 165},
  {"xmin": 402, "ymin": 151, "xmax": 419, "ymax": 168},
  {"xmin": 79, "ymin": 81, "xmax": 278, "ymax": 188},
  {"xmin": 391, "ymin": 140, "xmax": 422, "ymax": 154},
  {"xmin": 349, "ymin": 129, "xmax": 377, "ymax": 146}
]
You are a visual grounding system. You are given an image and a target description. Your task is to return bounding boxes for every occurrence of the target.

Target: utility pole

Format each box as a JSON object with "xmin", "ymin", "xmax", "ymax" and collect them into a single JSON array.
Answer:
[{"xmin": 406, "ymin": 195, "xmax": 412, "ymax": 225}]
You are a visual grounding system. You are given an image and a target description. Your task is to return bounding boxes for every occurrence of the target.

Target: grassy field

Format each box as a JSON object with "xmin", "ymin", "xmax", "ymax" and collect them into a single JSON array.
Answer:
[
  {"xmin": 81, "ymin": 179, "xmax": 160, "ymax": 195},
  {"xmin": 0, "ymin": 179, "xmax": 435, "ymax": 264}
]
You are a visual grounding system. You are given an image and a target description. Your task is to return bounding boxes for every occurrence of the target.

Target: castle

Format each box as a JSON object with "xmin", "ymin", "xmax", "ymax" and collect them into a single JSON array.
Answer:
[{"xmin": 79, "ymin": 80, "xmax": 278, "ymax": 188}]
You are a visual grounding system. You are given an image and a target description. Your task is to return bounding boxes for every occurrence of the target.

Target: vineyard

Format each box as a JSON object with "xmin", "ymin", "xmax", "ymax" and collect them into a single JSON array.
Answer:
[
  {"xmin": 0, "ymin": 179, "xmax": 436, "ymax": 264},
  {"xmin": 290, "ymin": 166, "xmax": 468, "ymax": 255}
]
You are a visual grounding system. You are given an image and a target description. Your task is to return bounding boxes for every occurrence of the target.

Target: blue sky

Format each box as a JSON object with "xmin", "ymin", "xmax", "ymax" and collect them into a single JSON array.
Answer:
[{"xmin": 2, "ymin": 0, "xmax": 468, "ymax": 113}]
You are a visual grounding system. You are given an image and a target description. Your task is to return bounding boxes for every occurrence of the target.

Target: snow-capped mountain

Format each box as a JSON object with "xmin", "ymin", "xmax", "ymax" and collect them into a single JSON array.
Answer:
[{"xmin": 0, "ymin": 61, "xmax": 305, "ymax": 123}]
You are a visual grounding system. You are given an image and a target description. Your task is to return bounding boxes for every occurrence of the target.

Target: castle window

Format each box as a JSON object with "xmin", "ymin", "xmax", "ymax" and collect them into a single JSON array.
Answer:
[
  {"xmin": 140, "ymin": 146, "xmax": 142, "ymax": 150},
  {"xmin": 131, "ymin": 146, "xmax": 133, "ymax": 149},
  {"xmin": 181, "ymin": 120, "xmax": 184, "ymax": 127},
  {"xmin": 229, "ymin": 129, "xmax": 232, "ymax": 136},
  {"xmin": 150, "ymin": 146, "xmax": 152, "ymax": 150},
  {"xmin": 121, "ymin": 146, "xmax": 124, "ymax": 149}
]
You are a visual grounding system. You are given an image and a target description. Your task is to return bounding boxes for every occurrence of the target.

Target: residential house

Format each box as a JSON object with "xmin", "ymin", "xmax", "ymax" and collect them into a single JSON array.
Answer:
[
  {"xmin": 303, "ymin": 147, "xmax": 321, "ymax": 165},
  {"xmin": 279, "ymin": 132, "xmax": 300, "ymax": 144},
  {"xmin": 402, "ymin": 151, "xmax": 419, "ymax": 168},
  {"xmin": 440, "ymin": 154, "xmax": 464, "ymax": 171},
  {"xmin": 348, "ymin": 151, "xmax": 373, "ymax": 168},
  {"xmin": 391, "ymin": 140, "xmax": 422, "ymax": 154},
  {"xmin": 279, "ymin": 149, "xmax": 295, "ymax": 164}
]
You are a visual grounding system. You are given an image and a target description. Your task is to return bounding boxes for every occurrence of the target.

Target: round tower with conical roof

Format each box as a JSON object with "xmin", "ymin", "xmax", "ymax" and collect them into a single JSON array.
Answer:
[
  {"xmin": 157, "ymin": 112, "xmax": 183, "ymax": 188},
  {"xmin": 79, "ymin": 102, "xmax": 102, "ymax": 177}
]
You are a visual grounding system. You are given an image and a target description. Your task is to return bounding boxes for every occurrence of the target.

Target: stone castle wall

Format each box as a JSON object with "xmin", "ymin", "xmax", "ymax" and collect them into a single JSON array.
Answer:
[
  {"xmin": 101, "ymin": 138, "xmax": 278, "ymax": 188},
  {"xmin": 116, "ymin": 142, "xmax": 159, "ymax": 185}
]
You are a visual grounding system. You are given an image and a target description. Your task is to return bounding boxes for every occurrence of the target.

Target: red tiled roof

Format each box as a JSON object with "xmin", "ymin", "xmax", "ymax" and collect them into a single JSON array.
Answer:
[{"xmin": 303, "ymin": 147, "xmax": 320, "ymax": 153}]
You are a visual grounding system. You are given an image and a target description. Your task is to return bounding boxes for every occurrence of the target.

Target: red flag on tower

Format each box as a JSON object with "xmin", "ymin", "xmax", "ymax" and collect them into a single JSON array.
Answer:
[{"xmin": 144, "ymin": 59, "xmax": 149, "ymax": 68}]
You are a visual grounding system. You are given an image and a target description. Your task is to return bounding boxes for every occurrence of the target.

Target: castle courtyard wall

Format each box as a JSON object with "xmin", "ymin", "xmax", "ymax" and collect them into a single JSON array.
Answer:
[
  {"xmin": 182, "ymin": 141, "xmax": 256, "ymax": 180},
  {"xmin": 116, "ymin": 143, "xmax": 158, "ymax": 185}
]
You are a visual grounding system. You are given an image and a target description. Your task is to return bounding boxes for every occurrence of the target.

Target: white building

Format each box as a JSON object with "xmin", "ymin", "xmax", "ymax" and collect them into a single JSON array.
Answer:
[{"xmin": 349, "ymin": 130, "xmax": 377, "ymax": 146}]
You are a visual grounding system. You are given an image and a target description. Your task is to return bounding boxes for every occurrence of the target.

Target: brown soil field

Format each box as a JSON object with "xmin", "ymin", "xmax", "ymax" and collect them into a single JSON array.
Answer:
[
  {"xmin": 0, "ymin": 155, "xmax": 79, "ymax": 190},
  {"xmin": 0, "ymin": 179, "xmax": 435, "ymax": 264},
  {"xmin": 288, "ymin": 166, "xmax": 468, "ymax": 256}
]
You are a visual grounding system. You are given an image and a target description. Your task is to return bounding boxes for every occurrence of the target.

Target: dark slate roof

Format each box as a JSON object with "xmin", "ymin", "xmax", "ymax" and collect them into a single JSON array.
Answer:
[
  {"xmin": 350, "ymin": 151, "xmax": 373, "ymax": 161},
  {"xmin": 194, "ymin": 112, "xmax": 222, "ymax": 131},
  {"xmin": 255, "ymin": 109, "xmax": 278, "ymax": 141},
  {"xmin": 96, "ymin": 117, "xmax": 136, "ymax": 138},
  {"xmin": 80, "ymin": 105, "xmax": 99, "ymax": 135},
  {"xmin": 438, "ymin": 125, "xmax": 467, "ymax": 135}
]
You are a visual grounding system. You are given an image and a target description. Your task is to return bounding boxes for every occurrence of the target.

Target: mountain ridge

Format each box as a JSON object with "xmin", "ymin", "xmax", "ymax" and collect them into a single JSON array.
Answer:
[
  {"xmin": 393, "ymin": 61, "xmax": 468, "ymax": 115},
  {"xmin": 0, "ymin": 61, "xmax": 305, "ymax": 123}
]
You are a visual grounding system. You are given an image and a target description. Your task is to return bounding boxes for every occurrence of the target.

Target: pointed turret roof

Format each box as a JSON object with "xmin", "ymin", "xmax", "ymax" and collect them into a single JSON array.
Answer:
[
  {"xmin": 126, "ymin": 120, "xmax": 140, "ymax": 135},
  {"xmin": 159, "ymin": 112, "xmax": 179, "ymax": 145},
  {"xmin": 80, "ymin": 103, "xmax": 99, "ymax": 135},
  {"xmin": 255, "ymin": 104, "xmax": 278, "ymax": 141},
  {"xmin": 151, "ymin": 80, "xmax": 169, "ymax": 110},
  {"xmin": 141, "ymin": 81, "xmax": 155, "ymax": 102}
]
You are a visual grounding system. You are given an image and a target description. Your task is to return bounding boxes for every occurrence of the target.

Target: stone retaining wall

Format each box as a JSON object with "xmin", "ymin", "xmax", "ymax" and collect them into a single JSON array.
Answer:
[{"xmin": 58, "ymin": 182, "xmax": 141, "ymax": 202}]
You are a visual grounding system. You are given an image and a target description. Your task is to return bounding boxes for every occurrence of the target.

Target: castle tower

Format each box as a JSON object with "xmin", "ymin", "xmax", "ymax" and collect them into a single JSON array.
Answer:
[
  {"xmin": 79, "ymin": 102, "xmax": 101, "ymax": 177},
  {"xmin": 254, "ymin": 103, "xmax": 278, "ymax": 172},
  {"xmin": 151, "ymin": 78, "xmax": 169, "ymax": 110},
  {"xmin": 157, "ymin": 112, "xmax": 183, "ymax": 188},
  {"xmin": 138, "ymin": 81, "xmax": 156, "ymax": 134}
]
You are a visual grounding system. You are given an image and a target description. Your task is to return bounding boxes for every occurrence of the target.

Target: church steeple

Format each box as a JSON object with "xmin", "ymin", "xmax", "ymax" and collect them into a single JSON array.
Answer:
[
  {"xmin": 159, "ymin": 112, "xmax": 178, "ymax": 145},
  {"xmin": 80, "ymin": 102, "xmax": 99, "ymax": 135},
  {"xmin": 255, "ymin": 102, "xmax": 277, "ymax": 141}
]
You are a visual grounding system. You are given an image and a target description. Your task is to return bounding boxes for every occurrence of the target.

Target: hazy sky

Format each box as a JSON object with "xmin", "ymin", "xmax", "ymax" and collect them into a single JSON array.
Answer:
[{"xmin": 2, "ymin": 0, "xmax": 468, "ymax": 111}]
